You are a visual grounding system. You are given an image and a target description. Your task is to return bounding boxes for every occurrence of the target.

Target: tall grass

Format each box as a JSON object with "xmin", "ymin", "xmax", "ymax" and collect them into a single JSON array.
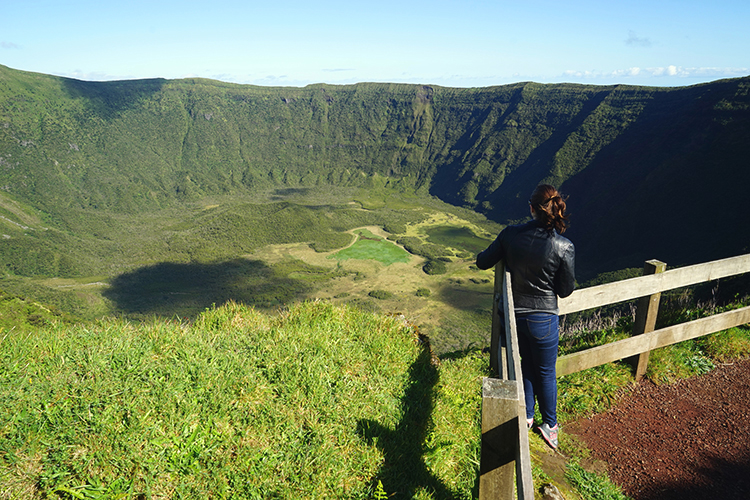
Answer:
[{"xmin": 0, "ymin": 300, "xmax": 485, "ymax": 499}]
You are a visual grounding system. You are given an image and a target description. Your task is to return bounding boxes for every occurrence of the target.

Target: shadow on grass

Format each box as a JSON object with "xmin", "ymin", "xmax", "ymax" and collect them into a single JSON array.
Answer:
[
  {"xmin": 358, "ymin": 346, "xmax": 462, "ymax": 499},
  {"xmin": 436, "ymin": 282, "xmax": 494, "ymax": 314},
  {"xmin": 104, "ymin": 258, "xmax": 315, "ymax": 318}
]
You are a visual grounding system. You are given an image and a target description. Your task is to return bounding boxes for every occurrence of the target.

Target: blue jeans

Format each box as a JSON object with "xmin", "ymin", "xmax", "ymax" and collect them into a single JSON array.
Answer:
[{"xmin": 516, "ymin": 313, "xmax": 559, "ymax": 427}]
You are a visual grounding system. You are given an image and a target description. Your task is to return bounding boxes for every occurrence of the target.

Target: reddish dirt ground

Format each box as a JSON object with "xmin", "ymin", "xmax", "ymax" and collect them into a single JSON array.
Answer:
[{"xmin": 567, "ymin": 357, "xmax": 750, "ymax": 500}]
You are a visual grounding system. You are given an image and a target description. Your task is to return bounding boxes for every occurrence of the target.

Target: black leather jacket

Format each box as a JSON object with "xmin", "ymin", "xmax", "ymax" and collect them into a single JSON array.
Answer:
[{"xmin": 476, "ymin": 220, "xmax": 575, "ymax": 315}]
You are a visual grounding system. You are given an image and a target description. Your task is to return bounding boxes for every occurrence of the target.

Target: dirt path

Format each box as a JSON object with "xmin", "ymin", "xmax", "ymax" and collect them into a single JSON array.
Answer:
[{"xmin": 566, "ymin": 358, "xmax": 750, "ymax": 499}]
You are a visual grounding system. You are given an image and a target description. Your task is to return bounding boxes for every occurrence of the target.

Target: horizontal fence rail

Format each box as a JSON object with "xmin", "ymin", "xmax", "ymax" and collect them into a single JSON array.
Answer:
[
  {"xmin": 558, "ymin": 254, "xmax": 750, "ymax": 316},
  {"xmin": 556, "ymin": 253, "xmax": 750, "ymax": 377},
  {"xmin": 558, "ymin": 305, "xmax": 750, "ymax": 377}
]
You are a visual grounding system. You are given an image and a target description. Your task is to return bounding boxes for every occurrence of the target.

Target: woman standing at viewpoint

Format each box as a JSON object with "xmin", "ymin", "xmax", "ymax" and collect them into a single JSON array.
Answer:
[{"xmin": 475, "ymin": 184, "xmax": 575, "ymax": 449}]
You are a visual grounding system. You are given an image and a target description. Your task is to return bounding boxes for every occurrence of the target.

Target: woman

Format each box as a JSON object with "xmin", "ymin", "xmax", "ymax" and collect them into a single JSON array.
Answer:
[{"xmin": 476, "ymin": 184, "xmax": 575, "ymax": 449}]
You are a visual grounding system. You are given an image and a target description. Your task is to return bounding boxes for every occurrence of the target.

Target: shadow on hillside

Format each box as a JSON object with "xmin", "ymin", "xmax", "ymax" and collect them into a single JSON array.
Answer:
[
  {"xmin": 436, "ymin": 282, "xmax": 494, "ymax": 313},
  {"xmin": 357, "ymin": 346, "xmax": 469, "ymax": 499},
  {"xmin": 104, "ymin": 258, "xmax": 313, "ymax": 318},
  {"xmin": 61, "ymin": 77, "xmax": 166, "ymax": 118},
  {"xmin": 269, "ymin": 187, "xmax": 315, "ymax": 200}
]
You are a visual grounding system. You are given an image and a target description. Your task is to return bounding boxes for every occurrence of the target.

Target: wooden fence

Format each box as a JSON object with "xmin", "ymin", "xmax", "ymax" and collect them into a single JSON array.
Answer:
[{"xmin": 479, "ymin": 254, "xmax": 750, "ymax": 500}]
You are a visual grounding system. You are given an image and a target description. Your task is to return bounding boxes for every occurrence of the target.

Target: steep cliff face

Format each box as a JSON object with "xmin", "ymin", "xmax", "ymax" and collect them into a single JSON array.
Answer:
[
  {"xmin": 1, "ymin": 65, "xmax": 749, "ymax": 276},
  {"xmin": 561, "ymin": 79, "xmax": 750, "ymax": 276}
]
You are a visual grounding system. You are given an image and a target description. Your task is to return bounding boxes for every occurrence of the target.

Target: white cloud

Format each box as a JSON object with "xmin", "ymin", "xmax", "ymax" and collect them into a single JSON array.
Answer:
[
  {"xmin": 1, "ymin": 41, "xmax": 21, "ymax": 49},
  {"xmin": 609, "ymin": 67, "xmax": 642, "ymax": 77},
  {"xmin": 61, "ymin": 69, "xmax": 136, "ymax": 82},
  {"xmin": 563, "ymin": 65, "xmax": 750, "ymax": 84}
]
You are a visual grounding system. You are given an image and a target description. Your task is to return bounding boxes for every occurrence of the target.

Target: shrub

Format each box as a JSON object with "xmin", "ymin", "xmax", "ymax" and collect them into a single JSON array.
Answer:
[
  {"xmin": 383, "ymin": 222, "xmax": 407, "ymax": 235},
  {"xmin": 423, "ymin": 260, "xmax": 447, "ymax": 275},
  {"xmin": 416, "ymin": 288, "xmax": 431, "ymax": 297},
  {"xmin": 369, "ymin": 289, "xmax": 394, "ymax": 300}
]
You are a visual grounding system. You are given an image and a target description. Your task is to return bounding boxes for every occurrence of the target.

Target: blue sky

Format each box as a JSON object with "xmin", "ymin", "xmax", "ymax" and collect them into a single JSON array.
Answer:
[{"xmin": 2, "ymin": 0, "xmax": 748, "ymax": 88}]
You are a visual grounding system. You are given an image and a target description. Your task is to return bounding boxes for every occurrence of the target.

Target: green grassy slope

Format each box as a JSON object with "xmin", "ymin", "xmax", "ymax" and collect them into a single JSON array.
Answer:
[
  {"xmin": 0, "ymin": 300, "xmax": 486, "ymax": 499},
  {"xmin": 2, "ymin": 273, "xmax": 748, "ymax": 498}
]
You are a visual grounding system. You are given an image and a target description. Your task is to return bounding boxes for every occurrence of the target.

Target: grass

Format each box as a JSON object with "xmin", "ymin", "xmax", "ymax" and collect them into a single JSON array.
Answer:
[
  {"xmin": 556, "ymin": 309, "xmax": 637, "ymax": 422},
  {"xmin": 564, "ymin": 459, "xmax": 631, "ymax": 500},
  {"xmin": 557, "ymin": 362, "xmax": 635, "ymax": 423},
  {"xmin": 644, "ymin": 324, "xmax": 750, "ymax": 384},
  {"xmin": 0, "ymin": 289, "xmax": 71, "ymax": 331},
  {"xmin": 329, "ymin": 229, "xmax": 411, "ymax": 265},
  {"xmin": 1, "ymin": 283, "xmax": 748, "ymax": 499},
  {"xmin": 423, "ymin": 227, "xmax": 491, "ymax": 256},
  {"xmin": 0, "ymin": 300, "xmax": 487, "ymax": 499}
]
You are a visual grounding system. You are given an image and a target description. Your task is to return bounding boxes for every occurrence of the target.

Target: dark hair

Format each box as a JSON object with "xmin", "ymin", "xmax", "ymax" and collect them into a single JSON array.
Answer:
[{"xmin": 529, "ymin": 184, "xmax": 569, "ymax": 234}]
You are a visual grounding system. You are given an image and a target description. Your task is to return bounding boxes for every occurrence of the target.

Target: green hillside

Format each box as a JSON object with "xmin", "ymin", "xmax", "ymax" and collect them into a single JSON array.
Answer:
[
  {"xmin": 2, "ymin": 65, "xmax": 749, "ymax": 275},
  {"xmin": 1, "ymin": 64, "xmax": 749, "ymax": 343},
  {"xmin": 2, "ymin": 63, "xmax": 749, "ymax": 496}
]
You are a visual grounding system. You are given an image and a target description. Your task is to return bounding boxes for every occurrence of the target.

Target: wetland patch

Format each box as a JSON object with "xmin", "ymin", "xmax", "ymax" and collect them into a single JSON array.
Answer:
[{"xmin": 329, "ymin": 229, "xmax": 411, "ymax": 265}]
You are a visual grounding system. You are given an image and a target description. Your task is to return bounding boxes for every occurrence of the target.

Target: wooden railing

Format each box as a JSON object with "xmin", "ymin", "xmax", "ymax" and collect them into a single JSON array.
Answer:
[
  {"xmin": 479, "ymin": 253, "xmax": 750, "ymax": 500},
  {"xmin": 479, "ymin": 262, "xmax": 533, "ymax": 499},
  {"xmin": 556, "ymin": 254, "xmax": 750, "ymax": 377}
]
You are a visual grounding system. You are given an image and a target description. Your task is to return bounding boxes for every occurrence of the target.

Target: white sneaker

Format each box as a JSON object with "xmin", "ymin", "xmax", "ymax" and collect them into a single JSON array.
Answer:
[{"xmin": 538, "ymin": 423, "xmax": 559, "ymax": 449}]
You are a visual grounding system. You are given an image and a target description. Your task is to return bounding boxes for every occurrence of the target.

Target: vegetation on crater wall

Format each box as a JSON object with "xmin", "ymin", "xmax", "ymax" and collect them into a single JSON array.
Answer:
[{"xmin": 1, "ymin": 65, "xmax": 750, "ymax": 322}]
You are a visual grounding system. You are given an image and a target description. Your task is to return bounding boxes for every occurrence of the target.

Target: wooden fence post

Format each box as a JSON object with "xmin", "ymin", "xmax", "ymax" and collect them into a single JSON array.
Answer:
[
  {"xmin": 479, "ymin": 377, "xmax": 520, "ymax": 499},
  {"xmin": 630, "ymin": 259, "xmax": 667, "ymax": 380},
  {"xmin": 501, "ymin": 266, "xmax": 534, "ymax": 499}
]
